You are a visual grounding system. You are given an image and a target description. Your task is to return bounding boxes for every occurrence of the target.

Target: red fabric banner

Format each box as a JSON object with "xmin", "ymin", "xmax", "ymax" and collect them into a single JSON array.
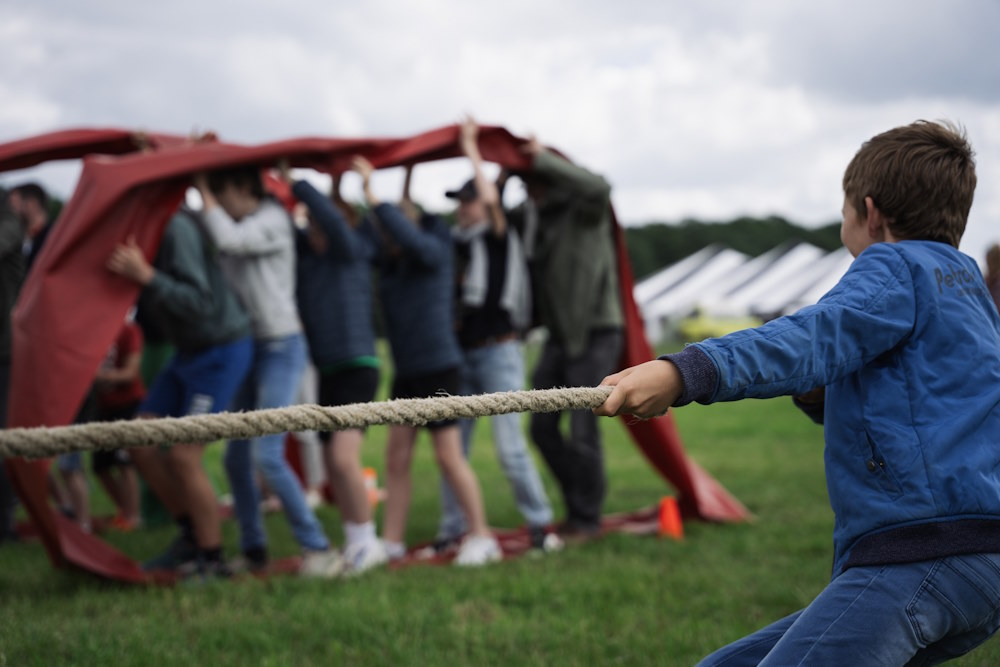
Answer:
[
  {"xmin": 0, "ymin": 128, "xmax": 186, "ymax": 173},
  {"xmin": 3, "ymin": 124, "xmax": 747, "ymax": 583}
]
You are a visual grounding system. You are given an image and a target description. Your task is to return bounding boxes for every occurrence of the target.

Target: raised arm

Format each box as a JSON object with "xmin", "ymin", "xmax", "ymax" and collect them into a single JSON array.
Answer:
[
  {"xmin": 289, "ymin": 178, "xmax": 360, "ymax": 261},
  {"xmin": 522, "ymin": 137, "xmax": 612, "ymax": 202},
  {"xmin": 460, "ymin": 117, "xmax": 507, "ymax": 237},
  {"xmin": 194, "ymin": 173, "xmax": 291, "ymax": 256},
  {"xmin": 398, "ymin": 164, "xmax": 420, "ymax": 223},
  {"xmin": 371, "ymin": 202, "xmax": 446, "ymax": 267},
  {"xmin": 352, "ymin": 156, "xmax": 446, "ymax": 267}
]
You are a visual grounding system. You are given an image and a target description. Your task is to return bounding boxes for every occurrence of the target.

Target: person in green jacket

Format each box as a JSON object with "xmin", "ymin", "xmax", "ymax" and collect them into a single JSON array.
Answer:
[
  {"xmin": 107, "ymin": 210, "xmax": 254, "ymax": 578},
  {"xmin": 508, "ymin": 139, "xmax": 624, "ymax": 540}
]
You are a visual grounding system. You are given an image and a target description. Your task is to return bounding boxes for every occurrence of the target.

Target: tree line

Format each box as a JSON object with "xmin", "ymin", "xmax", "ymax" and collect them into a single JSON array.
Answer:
[{"xmin": 623, "ymin": 215, "xmax": 843, "ymax": 280}]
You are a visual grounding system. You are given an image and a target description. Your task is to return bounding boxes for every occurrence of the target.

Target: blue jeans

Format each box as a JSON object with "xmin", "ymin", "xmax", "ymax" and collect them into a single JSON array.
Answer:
[
  {"xmin": 699, "ymin": 554, "xmax": 1000, "ymax": 666},
  {"xmin": 437, "ymin": 340, "xmax": 553, "ymax": 539},
  {"xmin": 224, "ymin": 333, "xmax": 329, "ymax": 553}
]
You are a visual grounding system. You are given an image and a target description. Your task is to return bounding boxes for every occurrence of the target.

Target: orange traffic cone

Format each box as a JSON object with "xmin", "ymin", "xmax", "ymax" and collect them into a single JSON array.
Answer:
[
  {"xmin": 658, "ymin": 496, "xmax": 684, "ymax": 540},
  {"xmin": 363, "ymin": 467, "xmax": 381, "ymax": 508}
]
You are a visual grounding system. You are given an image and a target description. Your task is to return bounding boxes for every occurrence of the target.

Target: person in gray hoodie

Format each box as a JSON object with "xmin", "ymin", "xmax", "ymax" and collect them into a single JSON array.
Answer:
[{"xmin": 195, "ymin": 167, "xmax": 340, "ymax": 578}]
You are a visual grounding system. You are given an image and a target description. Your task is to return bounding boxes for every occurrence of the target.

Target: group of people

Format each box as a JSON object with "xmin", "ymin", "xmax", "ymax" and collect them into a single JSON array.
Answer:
[
  {"xmin": 0, "ymin": 118, "xmax": 625, "ymax": 580},
  {"xmin": 8, "ymin": 115, "xmax": 1000, "ymax": 664}
]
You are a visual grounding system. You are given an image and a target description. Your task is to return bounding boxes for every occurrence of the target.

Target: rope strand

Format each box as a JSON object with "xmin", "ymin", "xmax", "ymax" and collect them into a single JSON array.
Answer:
[{"xmin": 0, "ymin": 386, "xmax": 613, "ymax": 459}]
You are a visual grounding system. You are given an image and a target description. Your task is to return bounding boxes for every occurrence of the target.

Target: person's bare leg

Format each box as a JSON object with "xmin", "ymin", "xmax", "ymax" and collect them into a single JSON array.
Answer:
[
  {"xmin": 95, "ymin": 470, "xmax": 125, "ymax": 514},
  {"xmin": 382, "ymin": 425, "xmax": 417, "ymax": 544},
  {"xmin": 48, "ymin": 472, "xmax": 72, "ymax": 511},
  {"xmin": 118, "ymin": 467, "xmax": 141, "ymax": 522},
  {"xmin": 166, "ymin": 443, "xmax": 220, "ymax": 548},
  {"xmin": 128, "ymin": 446, "xmax": 186, "ymax": 517},
  {"xmin": 61, "ymin": 470, "xmax": 90, "ymax": 531},
  {"xmin": 432, "ymin": 426, "xmax": 489, "ymax": 536},
  {"xmin": 325, "ymin": 429, "xmax": 370, "ymax": 525}
]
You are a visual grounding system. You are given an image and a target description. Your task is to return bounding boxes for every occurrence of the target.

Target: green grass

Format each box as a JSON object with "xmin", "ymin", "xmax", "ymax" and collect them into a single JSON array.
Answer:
[{"xmin": 2, "ymin": 394, "xmax": 998, "ymax": 665}]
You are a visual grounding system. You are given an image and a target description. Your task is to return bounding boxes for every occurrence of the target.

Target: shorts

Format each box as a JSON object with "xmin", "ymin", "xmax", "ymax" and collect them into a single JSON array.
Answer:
[
  {"xmin": 318, "ymin": 366, "xmax": 380, "ymax": 441},
  {"xmin": 391, "ymin": 366, "xmax": 461, "ymax": 430},
  {"xmin": 92, "ymin": 448, "xmax": 132, "ymax": 473},
  {"xmin": 57, "ymin": 389, "xmax": 99, "ymax": 471},
  {"xmin": 139, "ymin": 336, "xmax": 253, "ymax": 419},
  {"xmin": 58, "ymin": 452, "xmax": 84, "ymax": 473}
]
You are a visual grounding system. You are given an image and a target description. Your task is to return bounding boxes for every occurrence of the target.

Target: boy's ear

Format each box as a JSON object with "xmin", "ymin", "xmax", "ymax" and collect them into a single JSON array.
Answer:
[{"xmin": 863, "ymin": 196, "xmax": 889, "ymax": 241}]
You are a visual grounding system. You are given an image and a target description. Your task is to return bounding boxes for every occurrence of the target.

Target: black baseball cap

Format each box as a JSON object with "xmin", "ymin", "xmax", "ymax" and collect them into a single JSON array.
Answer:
[{"xmin": 445, "ymin": 179, "xmax": 478, "ymax": 202}]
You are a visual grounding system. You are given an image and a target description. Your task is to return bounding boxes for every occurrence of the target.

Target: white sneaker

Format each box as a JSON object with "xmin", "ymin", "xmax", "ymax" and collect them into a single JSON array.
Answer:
[
  {"xmin": 540, "ymin": 532, "xmax": 564, "ymax": 553},
  {"xmin": 299, "ymin": 549, "xmax": 344, "ymax": 578},
  {"xmin": 305, "ymin": 488, "xmax": 323, "ymax": 509},
  {"xmin": 344, "ymin": 539, "xmax": 388, "ymax": 576},
  {"xmin": 454, "ymin": 534, "xmax": 502, "ymax": 567},
  {"xmin": 382, "ymin": 539, "xmax": 407, "ymax": 562}
]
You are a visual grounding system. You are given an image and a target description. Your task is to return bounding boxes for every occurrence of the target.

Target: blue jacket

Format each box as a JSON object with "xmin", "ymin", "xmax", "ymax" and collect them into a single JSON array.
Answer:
[
  {"xmin": 370, "ymin": 204, "xmax": 462, "ymax": 379},
  {"xmin": 667, "ymin": 241, "xmax": 1000, "ymax": 574},
  {"xmin": 292, "ymin": 180, "xmax": 377, "ymax": 370}
]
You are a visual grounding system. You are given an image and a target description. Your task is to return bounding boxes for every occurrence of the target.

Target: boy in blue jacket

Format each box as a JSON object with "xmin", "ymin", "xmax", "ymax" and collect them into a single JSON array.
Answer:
[{"xmin": 596, "ymin": 120, "xmax": 1000, "ymax": 666}]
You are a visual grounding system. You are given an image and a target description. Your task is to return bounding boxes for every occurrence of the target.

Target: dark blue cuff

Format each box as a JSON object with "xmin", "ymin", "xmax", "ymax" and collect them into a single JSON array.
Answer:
[{"xmin": 659, "ymin": 346, "xmax": 718, "ymax": 406}]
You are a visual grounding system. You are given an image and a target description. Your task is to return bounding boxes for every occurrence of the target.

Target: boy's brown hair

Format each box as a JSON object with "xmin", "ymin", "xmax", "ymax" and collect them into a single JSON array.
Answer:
[{"xmin": 842, "ymin": 120, "xmax": 976, "ymax": 247}]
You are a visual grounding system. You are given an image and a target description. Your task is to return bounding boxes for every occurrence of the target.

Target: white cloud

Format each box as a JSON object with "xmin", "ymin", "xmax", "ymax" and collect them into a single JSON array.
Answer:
[{"xmin": 1, "ymin": 0, "xmax": 998, "ymax": 261}]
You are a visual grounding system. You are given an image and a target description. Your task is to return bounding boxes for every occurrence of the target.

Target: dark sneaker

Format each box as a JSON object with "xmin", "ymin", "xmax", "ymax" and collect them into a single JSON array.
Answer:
[
  {"xmin": 229, "ymin": 547, "xmax": 269, "ymax": 575},
  {"xmin": 181, "ymin": 557, "xmax": 234, "ymax": 584},
  {"xmin": 529, "ymin": 526, "xmax": 564, "ymax": 553},
  {"xmin": 414, "ymin": 536, "xmax": 462, "ymax": 560},
  {"xmin": 142, "ymin": 534, "xmax": 198, "ymax": 572},
  {"xmin": 557, "ymin": 521, "xmax": 601, "ymax": 546}
]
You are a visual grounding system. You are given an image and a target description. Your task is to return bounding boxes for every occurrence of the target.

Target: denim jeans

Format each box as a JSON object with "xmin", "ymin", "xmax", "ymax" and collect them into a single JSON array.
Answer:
[
  {"xmin": 437, "ymin": 340, "xmax": 553, "ymax": 539},
  {"xmin": 698, "ymin": 553, "xmax": 1000, "ymax": 666},
  {"xmin": 224, "ymin": 333, "xmax": 329, "ymax": 553}
]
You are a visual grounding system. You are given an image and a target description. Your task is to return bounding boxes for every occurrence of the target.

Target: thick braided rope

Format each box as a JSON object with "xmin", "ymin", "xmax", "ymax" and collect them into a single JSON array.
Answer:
[{"xmin": 0, "ymin": 386, "xmax": 613, "ymax": 460}]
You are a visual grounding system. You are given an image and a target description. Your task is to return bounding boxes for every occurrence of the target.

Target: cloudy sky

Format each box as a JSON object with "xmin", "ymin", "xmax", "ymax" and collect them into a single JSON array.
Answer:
[{"xmin": 1, "ymin": 0, "xmax": 998, "ymax": 259}]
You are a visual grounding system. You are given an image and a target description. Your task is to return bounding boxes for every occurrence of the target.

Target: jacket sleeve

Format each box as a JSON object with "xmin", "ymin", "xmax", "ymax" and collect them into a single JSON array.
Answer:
[
  {"xmin": 291, "ymin": 180, "xmax": 359, "ymax": 261},
  {"xmin": 143, "ymin": 222, "xmax": 216, "ymax": 322},
  {"xmin": 0, "ymin": 210, "xmax": 22, "ymax": 256},
  {"xmin": 371, "ymin": 203, "xmax": 446, "ymax": 268},
  {"xmin": 532, "ymin": 150, "xmax": 612, "ymax": 203},
  {"xmin": 200, "ymin": 202, "xmax": 291, "ymax": 256},
  {"xmin": 689, "ymin": 243, "xmax": 917, "ymax": 403}
]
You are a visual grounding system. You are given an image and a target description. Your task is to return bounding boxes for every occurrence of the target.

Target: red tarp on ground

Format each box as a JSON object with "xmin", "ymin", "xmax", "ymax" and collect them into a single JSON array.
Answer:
[{"xmin": 3, "ymin": 124, "xmax": 748, "ymax": 583}]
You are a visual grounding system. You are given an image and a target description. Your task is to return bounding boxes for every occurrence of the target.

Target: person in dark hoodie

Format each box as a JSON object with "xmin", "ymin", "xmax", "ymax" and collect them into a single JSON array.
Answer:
[
  {"xmin": 352, "ymin": 156, "xmax": 500, "ymax": 566},
  {"xmin": 280, "ymin": 161, "xmax": 387, "ymax": 575}
]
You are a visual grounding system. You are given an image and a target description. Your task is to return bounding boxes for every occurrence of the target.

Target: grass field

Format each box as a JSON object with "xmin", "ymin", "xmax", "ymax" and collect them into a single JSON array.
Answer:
[{"xmin": 1, "ymin": 378, "xmax": 998, "ymax": 665}]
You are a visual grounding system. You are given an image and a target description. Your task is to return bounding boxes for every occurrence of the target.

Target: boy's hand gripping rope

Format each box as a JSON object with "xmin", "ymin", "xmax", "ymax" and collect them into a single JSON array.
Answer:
[{"xmin": 0, "ymin": 387, "xmax": 614, "ymax": 459}]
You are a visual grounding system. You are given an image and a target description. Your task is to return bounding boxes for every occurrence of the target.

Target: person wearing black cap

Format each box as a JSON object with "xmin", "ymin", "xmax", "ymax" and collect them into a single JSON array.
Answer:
[{"xmin": 431, "ymin": 118, "xmax": 560, "ymax": 555}]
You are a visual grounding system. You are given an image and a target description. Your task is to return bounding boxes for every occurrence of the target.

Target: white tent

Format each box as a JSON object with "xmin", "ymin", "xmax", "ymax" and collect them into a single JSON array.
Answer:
[
  {"xmin": 781, "ymin": 247, "xmax": 855, "ymax": 313},
  {"xmin": 635, "ymin": 247, "xmax": 750, "ymax": 341},
  {"xmin": 634, "ymin": 242, "xmax": 857, "ymax": 343},
  {"xmin": 708, "ymin": 243, "xmax": 826, "ymax": 318},
  {"xmin": 633, "ymin": 244, "xmax": 728, "ymax": 305}
]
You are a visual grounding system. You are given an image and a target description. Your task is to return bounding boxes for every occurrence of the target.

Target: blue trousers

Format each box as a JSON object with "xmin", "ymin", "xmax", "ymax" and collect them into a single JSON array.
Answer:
[
  {"xmin": 224, "ymin": 333, "xmax": 329, "ymax": 553},
  {"xmin": 699, "ymin": 554, "xmax": 1000, "ymax": 666}
]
